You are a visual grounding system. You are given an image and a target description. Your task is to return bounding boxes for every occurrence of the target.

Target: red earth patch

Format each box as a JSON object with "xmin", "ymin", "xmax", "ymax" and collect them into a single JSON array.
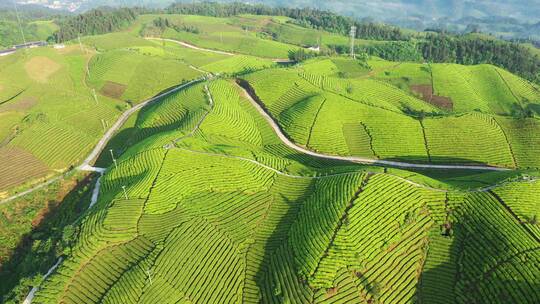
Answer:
[{"xmin": 411, "ymin": 84, "xmax": 453, "ymax": 110}]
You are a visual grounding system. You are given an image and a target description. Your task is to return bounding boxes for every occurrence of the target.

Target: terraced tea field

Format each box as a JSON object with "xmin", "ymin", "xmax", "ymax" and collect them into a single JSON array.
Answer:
[
  {"xmin": 27, "ymin": 78, "xmax": 539, "ymax": 304},
  {"xmin": 242, "ymin": 59, "xmax": 540, "ymax": 168},
  {"xmin": 1, "ymin": 11, "xmax": 539, "ymax": 304}
]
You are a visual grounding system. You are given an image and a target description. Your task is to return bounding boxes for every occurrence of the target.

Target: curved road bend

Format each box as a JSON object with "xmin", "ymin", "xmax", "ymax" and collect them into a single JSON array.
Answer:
[
  {"xmin": 234, "ymin": 81, "xmax": 510, "ymax": 172},
  {"xmin": 146, "ymin": 37, "xmax": 235, "ymax": 56},
  {"xmin": 80, "ymin": 78, "xmax": 205, "ymax": 168},
  {"xmin": 0, "ymin": 78, "xmax": 205, "ymax": 206}
]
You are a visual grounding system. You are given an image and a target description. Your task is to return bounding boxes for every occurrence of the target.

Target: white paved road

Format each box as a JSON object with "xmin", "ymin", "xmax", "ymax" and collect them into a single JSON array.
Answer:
[
  {"xmin": 235, "ymin": 81, "xmax": 511, "ymax": 172},
  {"xmin": 0, "ymin": 78, "xmax": 204, "ymax": 205}
]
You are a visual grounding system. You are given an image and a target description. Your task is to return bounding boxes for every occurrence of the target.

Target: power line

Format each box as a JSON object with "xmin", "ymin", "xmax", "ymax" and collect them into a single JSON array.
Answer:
[{"xmin": 12, "ymin": 0, "xmax": 27, "ymax": 48}]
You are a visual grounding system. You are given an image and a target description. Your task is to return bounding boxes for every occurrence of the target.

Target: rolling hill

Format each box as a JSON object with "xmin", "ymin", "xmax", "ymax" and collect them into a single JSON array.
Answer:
[{"xmin": 0, "ymin": 9, "xmax": 539, "ymax": 304}]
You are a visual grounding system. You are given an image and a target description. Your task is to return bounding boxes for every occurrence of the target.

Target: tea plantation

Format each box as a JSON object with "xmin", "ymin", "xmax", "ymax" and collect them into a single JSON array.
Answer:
[
  {"xmin": 1, "ymin": 11, "xmax": 539, "ymax": 304},
  {"xmin": 29, "ymin": 78, "xmax": 539, "ymax": 303}
]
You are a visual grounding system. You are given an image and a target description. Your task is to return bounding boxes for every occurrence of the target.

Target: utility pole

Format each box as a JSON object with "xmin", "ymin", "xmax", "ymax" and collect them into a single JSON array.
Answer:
[
  {"xmin": 146, "ymin": 268, "xmax": 153, "ymax": 285},
  {"xmin": 350, "ymin": 25, "xmax": 357, "ymax": 59},
  {"xmin": 100, "ymin": 119, "xmax": 107, "ymax": 132},
  {"xmin": 109, "ymin": 149, "xmax": 118, "ymax": 169},
  {"xmin": 92, "ymin": 89, "xmax": 99, "ymax": 104},
  {"xmin": 122, "ymin": 186, "xmax": 128, "ymax": 199}
]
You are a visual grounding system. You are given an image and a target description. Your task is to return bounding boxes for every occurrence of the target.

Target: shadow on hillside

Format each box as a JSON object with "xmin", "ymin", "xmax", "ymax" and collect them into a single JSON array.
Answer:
[
  {"xmin": 381, "ymin": 155, "xmax": 520, "ymax": 188},
  {"xmin": 94, "ymin": 106, "xmax": 194, "ymax": 167},
  {"xmin": 254, "ymin": 181, "xmax": 316, "ymax": 302},
  {"xmin": 0, "ymin": 174, "xmax": 96, "ymax": 303},
  {"xmin": 95, "ymin": 81, "xmax": 204, "ymax": 167},
  {"xmin": 415, "ymin": 210, "xmax": 540, "ymax": 304},
  {"xmin": 527, "ymin": 103, "xmax": 540, "ymax": 116},
  {"xmin": 382, "ymin": 155, "xmax": 492, "ymax": 166},
  {"xmin": 0, "ymin": 164, "xmax": 151, "ymax": 303}
]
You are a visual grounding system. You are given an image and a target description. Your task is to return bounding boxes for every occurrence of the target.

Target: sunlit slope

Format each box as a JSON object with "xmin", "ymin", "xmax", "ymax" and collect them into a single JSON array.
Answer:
[
  {"xmin": 87, "ymin": 48, "xmax": 201, "ymax": 102},
  {"xmin": 135, "ymin": 14, "xmax": 296, "ymax": 58},
  {"xmin": 0, "ymin": 46, "xmax": 122, "ymax": 191},
  {"xmin": 33, "ymin": 80, "xmax": 540, "ymax": 304},
  {"xmin": 369, "ymin": 60, "xmax": 540, "ymax": 115},
  {"xmin": 242, "ymin": 58, "xmax": 540, "ymax": 168}
]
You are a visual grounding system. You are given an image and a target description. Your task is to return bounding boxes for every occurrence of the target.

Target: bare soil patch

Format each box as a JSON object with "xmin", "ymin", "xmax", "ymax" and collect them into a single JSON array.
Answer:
[
  {"xmin": 100, "ymin": 81, "xmax": 127, "ymax": 99},
  {"xmin": 411, "ymin": 84, "xmax": 453, "ymax": 110},
  {"xmin": 24, "ymin": 56, "xmax": 61, "ymax": 83},
  {"xmin": 0, "ymin": 96, "xmax": 38, "ymax": 113},
  {"xmin": 0, "ymin": 147, "xmax": 49, "ymax": 191}
]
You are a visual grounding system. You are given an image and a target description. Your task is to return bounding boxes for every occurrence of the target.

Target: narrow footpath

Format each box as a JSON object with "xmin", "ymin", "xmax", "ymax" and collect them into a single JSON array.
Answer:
[{"xmin": 145, "ymin": 37, "xmax": 293, "ymax": 63}]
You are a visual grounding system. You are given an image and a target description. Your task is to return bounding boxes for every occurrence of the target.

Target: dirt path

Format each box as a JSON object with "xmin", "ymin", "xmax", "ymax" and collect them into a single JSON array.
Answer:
[
  {"xmin": 22, "ymin": 257, "xmax": 63, "ymax": 304},
  {"xmin": 146, "ymin": 37, "xmax": 235, "ymax": 56},
  {"xmin": 235, "ymin": 80, "xmax": 510, "ymax": 172},
  {"xmin": 146, "ymin": 37, "xmax": 293, "ymax": 63}
]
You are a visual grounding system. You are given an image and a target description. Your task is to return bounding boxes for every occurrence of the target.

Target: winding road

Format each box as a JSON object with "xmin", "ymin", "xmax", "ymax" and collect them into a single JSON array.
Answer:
[
  {"xmin": 17, "ymin": 66, "xmax": 535, "ymax": 304},
  {"xmin": 0, "ymin": 78, "xmax": 205, "ymax": 206},
  {"xmin": 146, "ymin": 37, "xmax": 235, "ymax": 56},
  {"xmin": 235, "ymin": 81, "xmax": 510, "ymax": 172}
]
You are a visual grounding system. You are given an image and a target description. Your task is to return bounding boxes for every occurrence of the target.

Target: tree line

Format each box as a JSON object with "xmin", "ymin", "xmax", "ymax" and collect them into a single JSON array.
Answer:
[
  {"xmin": 359, "ymin": 34, "xmax": 540, "ymax": 83},
  {"xmin": 51, "ymin": 8, "xmax": 139, "ymax": 43},
  {"xmin": 166, "ymin": 1, "xmax": 407, "ymax": 41},
  {"xmin": 419, "ymin": 33, "xmax": 540, "ymax": 82},
  {"xmin": 46, "ymin": 2, "xmax": 540, "ymax": 83}
]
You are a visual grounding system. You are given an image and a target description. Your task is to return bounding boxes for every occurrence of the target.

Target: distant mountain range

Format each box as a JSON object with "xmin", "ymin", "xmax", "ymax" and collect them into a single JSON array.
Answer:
[{"xmin": 12, "ymin": 0, "xmax": 540, "ymax": 42}]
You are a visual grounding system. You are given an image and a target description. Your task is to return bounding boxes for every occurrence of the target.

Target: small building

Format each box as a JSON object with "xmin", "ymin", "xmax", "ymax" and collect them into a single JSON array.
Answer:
[
  {"xmin": 54, "ymin": 44, "xmax": 66, "ymax": 49},
  {"xmin": 307, "ymin": 45, "xmax": 320, "ymax": 52}
]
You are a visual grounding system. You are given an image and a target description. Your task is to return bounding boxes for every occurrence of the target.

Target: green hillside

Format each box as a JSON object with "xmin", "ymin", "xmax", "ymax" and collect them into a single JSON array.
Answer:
[
  {"xmin": 0, "ymin": 20, "xmax": 58, "ymax": 49},
  {"xmin": 24, "ymin": 79, "xmax": 539, "ymax": 304},
  {"xmin": 242, "ymin": 57, "xmax": 540, "ymax": 168},
  {"xmin": 0, "ymin": 9, "xmax": 539, "ymax": 304},
  {"xmin": 0, "ymin": 46, "xmax": 122, "ymax": 192}
]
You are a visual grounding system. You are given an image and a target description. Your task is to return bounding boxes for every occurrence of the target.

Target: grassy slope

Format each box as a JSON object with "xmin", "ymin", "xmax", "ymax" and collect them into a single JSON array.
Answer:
[
  {"xmin": 30, "ymin": 79, "xmax": 540, "ymax": 304},
  {"xmin": 1, "ymin": 13, "xmax": 539, "ymax": 304},
  {"xmin": 243, "ymin": 57, "xmax": 540, "ymax": 168},
  {"xmin": 0, "ymin": 20, "xmax": 58, "ymax": 48},
  {"xmin": 0, "ymin": 46, "xmax": 123, "ymax": 186}
]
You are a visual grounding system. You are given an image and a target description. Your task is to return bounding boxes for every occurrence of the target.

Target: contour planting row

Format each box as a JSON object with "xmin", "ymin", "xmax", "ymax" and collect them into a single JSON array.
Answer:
[
  {"xmin": 10, "ymin": 121, "xmax": 95, "ymax": 169},
  {"xmin": 494, "ymin": 179, "xmax": 540, "ymax": 239},
  {"xmin": 495, "ymin": 117, "xmax": 540, "ymax": 168},
  {"xmin": 448, "ymin": 191, "xmax": 540, "ymax": 303}
]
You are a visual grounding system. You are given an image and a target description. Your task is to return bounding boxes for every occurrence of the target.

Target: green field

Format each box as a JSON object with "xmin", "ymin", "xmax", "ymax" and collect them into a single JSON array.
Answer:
[
  {"xmin": 1, "ymin": 11, "xmax": 539, "ymax": 304},
  {"xmin": 243, "ymin": 57, "xmax": 540, "ymax": 168},
  {"xmin": 26, "ymin": 79, "xmax": 539, "ymax": 304},
  {"xmin": 0, "ymin": 46, "xmax": 123, "ymax": 193}
]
